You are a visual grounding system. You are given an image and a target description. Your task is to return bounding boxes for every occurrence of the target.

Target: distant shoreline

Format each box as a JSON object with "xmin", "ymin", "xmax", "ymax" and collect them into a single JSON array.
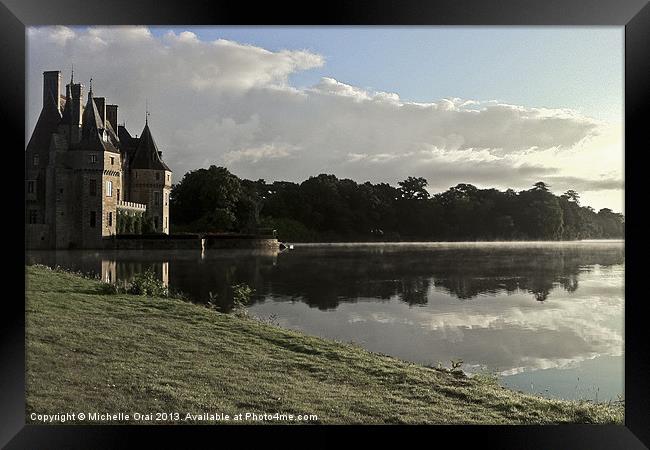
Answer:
[{"xmin": 288, "ymin": 239, "xmax": 625, "ymax": 246}]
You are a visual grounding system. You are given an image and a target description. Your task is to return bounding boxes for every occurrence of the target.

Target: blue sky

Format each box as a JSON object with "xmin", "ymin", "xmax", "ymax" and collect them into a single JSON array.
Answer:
[
  {"xmin": 29, "ymin": 26, "xmax": 624, "ymax": 211},
  {"xmin": 146, "ymin": 26, "xmax": 623, "ymax": 121}
]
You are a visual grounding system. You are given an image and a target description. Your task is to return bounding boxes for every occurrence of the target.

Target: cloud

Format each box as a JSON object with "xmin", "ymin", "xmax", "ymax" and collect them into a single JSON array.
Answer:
[
  {"xmin": 224, "ymin": 143, "xmax": 299, "ymax": 164},
  {"xmin": 545, "ymin": 176, "xmax": 624, "ymax": 193},
  {"xmin": 250, "ymin": 265, "xmax": 623, "ymax": 377},
  {"xmin": 27, "ymin": 26, "xmax": 620, "ymax": 209}
]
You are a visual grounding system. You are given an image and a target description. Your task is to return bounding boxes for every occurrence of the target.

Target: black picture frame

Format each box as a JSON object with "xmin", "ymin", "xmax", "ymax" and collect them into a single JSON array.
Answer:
[{"xmin": 2, "ymin": 0, "xmax": 648, "ymax": 447}]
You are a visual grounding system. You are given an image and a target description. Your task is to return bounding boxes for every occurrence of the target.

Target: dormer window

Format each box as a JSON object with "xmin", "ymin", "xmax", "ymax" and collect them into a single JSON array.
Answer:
[
  {"xmin": 102, "ymin": 130, "xmax": 108, "ymax": 142},
  {"xmin": 32, "ymin": 154, "xmax": 39, "ymax": 166}
]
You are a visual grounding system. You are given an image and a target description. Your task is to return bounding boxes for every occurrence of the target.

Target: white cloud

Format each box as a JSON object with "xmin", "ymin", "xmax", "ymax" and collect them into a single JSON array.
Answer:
[
  {"xmin": 251, "ymin": 266, "xmax": 624, "ymax": 377},
  {"xmin": 27, "ymin": 26, "xmax": 623, "ymax": 211},
  {"xmin": 224, "ymin": 143, "xmax": 299, "ymax": 164}
]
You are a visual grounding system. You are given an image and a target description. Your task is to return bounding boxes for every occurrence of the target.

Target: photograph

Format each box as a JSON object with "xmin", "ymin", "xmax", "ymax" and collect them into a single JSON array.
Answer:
[{"xmin": 21, "ymin": 24, "xmax": 629, "ymax": 427}]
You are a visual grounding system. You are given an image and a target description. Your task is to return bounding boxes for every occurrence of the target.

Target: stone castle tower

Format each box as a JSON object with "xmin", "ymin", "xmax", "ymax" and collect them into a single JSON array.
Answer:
[{"xmin": 25, "ymin": 70, "xmax": 172, "ymax": 249}]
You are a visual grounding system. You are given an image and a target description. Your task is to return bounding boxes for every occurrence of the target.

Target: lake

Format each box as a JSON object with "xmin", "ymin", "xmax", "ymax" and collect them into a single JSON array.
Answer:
[{"xmin": 26, "ymin": 240, "xmax": 624, "ymax": 402}]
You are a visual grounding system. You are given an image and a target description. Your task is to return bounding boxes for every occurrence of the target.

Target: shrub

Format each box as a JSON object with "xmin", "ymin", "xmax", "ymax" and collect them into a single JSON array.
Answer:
[
  {"xmin": 231, "ymin": 283, "xmax": 254, "ymax": 316},
  {"xmin": 127, "ymin": 269, "xmax": 169, "ymax": 297}
]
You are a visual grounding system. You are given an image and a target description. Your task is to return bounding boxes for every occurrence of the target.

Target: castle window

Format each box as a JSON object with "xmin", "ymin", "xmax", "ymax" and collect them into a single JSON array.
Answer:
[
  {"xmin": 89, "ymin": 154, "xmax": 98, "ymax": 164},
  {"xmin": 110, "ymin": 157, "xmax": 115, "ymax": 165},
  {"xmin": 89, "ymin": 179, "xmax": 97, "ymax": 196},
  {"xmin": 33, "ymin": 154, "xmax": 39, "ymax": 166},
  {"xmin": 165, "ymin": 216, "xmax": 168, "ymax": 229},
  {"xmin": 28, "ymin": 210, "xmax": 38, "ymax": 224},
  {"xmin": 90, "ymin": 211, "xmax": 97, "ymax": 228},
  {"xmin": 27, "ymin": 180, "xmax": 35, "ymax": 194},
  {"xmin": 167, "ymin": 174, "xmax": 170, "ymax": 182},
  {"xmin": 117, "ymin": 188, "xmax": 120, "ymax": 202},
  {"xmin": 156, "ymin": 172, "xmax": 160, "ymax": 180},
  {"xmin": 108, "ymin": 212, "xmax": 113, "ymax": 227},
  {"xmin": 165, "ymin": 193, "xmax": 168, "ymax": 206},
  {"xmin": 106, "ymin": 181, "xmax": 113, "ymax": 197},
  {"xmin": 154, "ymin": 191, "xmax": 160, "ymax": 206},
  {"xmin": 154, "ymin": 216, "xmax": 159, "ymax": 231}
]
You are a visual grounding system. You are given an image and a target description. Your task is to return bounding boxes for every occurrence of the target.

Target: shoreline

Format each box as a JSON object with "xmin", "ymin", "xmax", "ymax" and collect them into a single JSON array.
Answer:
[{"xmin": 25, "ymin": 265, "xmax": 622, "ymax": 424}]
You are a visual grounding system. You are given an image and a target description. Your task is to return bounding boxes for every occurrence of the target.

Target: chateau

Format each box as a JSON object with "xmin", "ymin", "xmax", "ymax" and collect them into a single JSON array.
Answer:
[{"xmin": 25, "ymin": 70, "xmax": 172, "ymax": 249}]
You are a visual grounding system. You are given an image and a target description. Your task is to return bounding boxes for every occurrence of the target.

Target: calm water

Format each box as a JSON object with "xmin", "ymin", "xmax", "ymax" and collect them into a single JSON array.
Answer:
[{"xmin": 26, "ymin": 241, "xmax": 624, "ymax": 402}]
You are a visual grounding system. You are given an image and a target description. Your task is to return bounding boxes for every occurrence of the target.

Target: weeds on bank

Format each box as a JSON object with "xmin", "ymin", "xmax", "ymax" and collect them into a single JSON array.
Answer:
[
  {"xmin": 231, "ymin": 283, "xmax": 254, "ymax": 316},
  {"xmin": 29, "ymin": 263, "xmax": 100, "ymax": 281}
]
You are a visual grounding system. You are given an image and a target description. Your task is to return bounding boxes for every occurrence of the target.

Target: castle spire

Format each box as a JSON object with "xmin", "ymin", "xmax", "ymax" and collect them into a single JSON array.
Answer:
[
  {"xmin": 145, "ymin": 99, "xmax": 149, "ymax": 125},
  {"xmin": 89, "ymin": 77, "xmax": 93, "ymax": 97},
  {"xmin": 70, "ymin": 63, "xmax": 74, "ymax": 84}
]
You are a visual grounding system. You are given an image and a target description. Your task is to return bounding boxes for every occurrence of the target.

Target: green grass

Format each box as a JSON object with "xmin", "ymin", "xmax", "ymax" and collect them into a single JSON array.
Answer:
[{"xmin": 26, "ymin": 265, "xmax": 623, "ymax": 424}]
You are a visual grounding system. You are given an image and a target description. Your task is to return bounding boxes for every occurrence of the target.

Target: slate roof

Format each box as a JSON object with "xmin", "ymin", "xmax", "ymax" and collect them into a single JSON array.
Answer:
[
  {"xmin": 27, "ymin": 108, "xmax": 61, "ymax": 155},
  {"xmin": 104, "ymin": 119, "xmax": 120, "ymax": 148},
  {"xmin": 129, "ymin": 122, "xmax": 171, "ymax": 171},
  {"xmin": 25, "ymin": 90, "xmax": 61, "ymax": 154},
  {"xmin": 117, "ymin": 125, "xmax": 139, "ymax": 163},
  {"xmin": 78, "ymin": 92, "xmax": 104, "ymax": 151}
]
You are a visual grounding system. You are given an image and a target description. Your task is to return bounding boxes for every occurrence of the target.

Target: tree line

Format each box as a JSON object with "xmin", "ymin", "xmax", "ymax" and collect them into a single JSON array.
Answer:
[{"xmin": 169, "ymin": 165, "xmax": 624, "ymax": 242}]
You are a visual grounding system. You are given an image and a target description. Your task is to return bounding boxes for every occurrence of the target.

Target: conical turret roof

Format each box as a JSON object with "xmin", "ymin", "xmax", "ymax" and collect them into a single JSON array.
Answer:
[
  {"xmin": 26, "ymin": 90, "xmax": 62, "ymax": 154},
  {"xmin": 130, "ymin": 122, "xmax": 171, "ymax": 171},
  {"xmin": 78, "ymin": 90, "xmax": 106, "ymax": 151}
]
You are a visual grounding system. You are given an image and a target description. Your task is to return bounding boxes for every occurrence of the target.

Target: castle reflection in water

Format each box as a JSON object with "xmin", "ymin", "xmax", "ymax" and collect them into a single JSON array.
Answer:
[
  {"xmin": 26, "ymin": 248, "xmax": 281, "ymax": 311},
  {"xmin": 26, "ymin": 242, "xmax": 624, "ymax": 311}
]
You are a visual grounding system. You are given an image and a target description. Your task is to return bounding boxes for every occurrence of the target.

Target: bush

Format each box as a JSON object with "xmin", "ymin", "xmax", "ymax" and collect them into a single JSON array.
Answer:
[
  {"xmin": 127, "ymin": 269, "xmax": 169, "ymax": 297},
  {"xmin": 231, "ymin": 283, "xmax": 254, "ymax": 316}
]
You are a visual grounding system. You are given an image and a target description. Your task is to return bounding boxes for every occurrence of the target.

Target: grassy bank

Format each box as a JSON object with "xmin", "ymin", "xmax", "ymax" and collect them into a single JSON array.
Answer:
[{"xmin": 26, "ymin": 265, "xmax": 623, "ymax": 424}]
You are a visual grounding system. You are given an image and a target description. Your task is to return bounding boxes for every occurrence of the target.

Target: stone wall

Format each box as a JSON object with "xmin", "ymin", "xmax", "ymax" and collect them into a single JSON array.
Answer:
[
  {"xmin": 25, "ymin": 224, "xmax": 51, "ymax": 249},
  {"xmin": 102, "ymin": 235, "xmax": 280, "ymax": 251},
  {"xmin": 103, "ymin": 236, "xmax": 203, "ymax": 250},
  {"xmin": 129, "ymin": 168, "xmax": 171, "ymax": 234},
  {"xmin": 204, "ymin": 236, "xmax": 280, "ymax": 250},
  {"xmin": 101, "ymin": 150, "xmax": 122, "ymax": 238}
]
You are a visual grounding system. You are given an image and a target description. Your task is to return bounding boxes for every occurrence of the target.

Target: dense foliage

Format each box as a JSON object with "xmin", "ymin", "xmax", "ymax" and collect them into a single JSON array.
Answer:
[
  {"xmin": 170, "ymin": 166, "xmax": 624, "ymax": 242},
  {"xmin": 116, "ymin": 211, "xmax": 156, "ymax": 235}
]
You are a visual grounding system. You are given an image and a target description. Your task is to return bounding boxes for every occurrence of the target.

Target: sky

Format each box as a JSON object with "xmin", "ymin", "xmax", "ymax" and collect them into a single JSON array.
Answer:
[{"xmin": 26, "ymin": 26, "xmax": 624, "ymax": 212}]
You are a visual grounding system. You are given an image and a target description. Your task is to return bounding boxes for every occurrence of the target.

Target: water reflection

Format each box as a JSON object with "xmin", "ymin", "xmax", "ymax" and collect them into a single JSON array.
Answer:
[{"xmin": 26, "ymin": 241, "xmax": 624, "ymax": 401}]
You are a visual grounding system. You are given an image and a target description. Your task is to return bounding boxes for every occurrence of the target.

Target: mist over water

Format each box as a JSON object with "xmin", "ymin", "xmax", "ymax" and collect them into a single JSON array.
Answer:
[{"xmin": 27, "ymin": 240, "xmax": 624, "ymax": 402}]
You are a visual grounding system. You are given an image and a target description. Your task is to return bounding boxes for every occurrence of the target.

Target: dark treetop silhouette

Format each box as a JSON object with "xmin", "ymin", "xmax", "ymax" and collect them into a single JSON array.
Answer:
[{"xmin": 167, "ymin": 166, "xmax": 624, "ymax": 242}]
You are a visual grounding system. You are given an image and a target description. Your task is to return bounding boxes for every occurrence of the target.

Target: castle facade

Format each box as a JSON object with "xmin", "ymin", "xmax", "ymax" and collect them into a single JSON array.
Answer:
[{"xmin": 25, "ymin": 70, "xmax": 172, "ymax": 249}]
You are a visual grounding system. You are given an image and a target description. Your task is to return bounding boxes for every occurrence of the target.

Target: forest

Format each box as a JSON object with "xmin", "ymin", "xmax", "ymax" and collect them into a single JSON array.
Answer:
[{"xmin": 169, "ymin": 165, "xmax": 625, "ymax": 242}]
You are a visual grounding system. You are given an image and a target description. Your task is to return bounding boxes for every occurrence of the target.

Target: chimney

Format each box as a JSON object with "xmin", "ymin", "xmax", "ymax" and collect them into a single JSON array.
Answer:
[
  {"xmin": 93, "ymin": 97, "xmax": 106, "ymax": 127},
  {"xmin": 43, "ymin": 71, "xmax": 61, "ymax": 114},
  {"xmin": 106, "ymin": 105, "xmax": 118, "ymax": 131},
  {"xmin": 70, "ymin": 82, "xmax": 83, "ymax": 144}
]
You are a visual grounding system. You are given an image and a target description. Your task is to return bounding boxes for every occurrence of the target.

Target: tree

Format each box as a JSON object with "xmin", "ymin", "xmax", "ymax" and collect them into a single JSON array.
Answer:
[
  {"xmin": 168, "ymin": 164, "xmax": 624, "ymax": 241},
  {"xmin": 142, "ymin": 215, "xmax": 156, "ymax": 234},
  {"xmin": 170, "ymin": 165, "xmax": 243, "ymax": 231},
  {"xmin": 533, "ymin": 181, "xmax": 550, "ymax": 192},
  {"xmin": 132, "ymin": 214, "xmax": 142, "ymax": 234},
  {"xmin": 398, "ymin": 176, "xmax": 430, "ymax": 201},
  {"xmin": 563, "ymin": 190, "xmax": 580, "ymax": 205}
]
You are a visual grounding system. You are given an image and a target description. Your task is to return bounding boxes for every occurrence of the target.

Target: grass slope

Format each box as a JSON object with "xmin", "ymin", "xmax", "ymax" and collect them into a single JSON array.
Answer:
[{"xmin": 26, "ymin": 266, "xmax": 623, "ymax": 424}]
